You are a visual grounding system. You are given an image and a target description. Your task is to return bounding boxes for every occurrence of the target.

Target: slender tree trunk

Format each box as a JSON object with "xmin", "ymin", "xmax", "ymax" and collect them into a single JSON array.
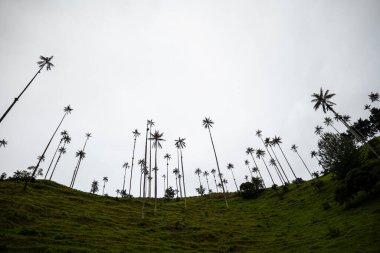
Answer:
[
  {"xmin": 180, "ymin": 149, "xmax": 187, "ymax": 208},
  {"xmin": 213, "ymin": 175, "xmax": 219, "ymax": 193},
  {"xmin": 206, "ymin": 178, "xmax": 210, "ymax": 193},
  {"xmin": 122, "ymin": 163, "xmax": 128, "ymax": 192},
  {"xmin": 49, "ymin": 142, "xmax": 67, "ymax": 180},
  {"xmin": 45, "ymin": 139, "xmax": 63, "ymax": 179},
  {"xmin": 129, "ymin": 137, "xmax": 137, "ymax": 195},
  {"xmin": 141, "ymin": 122, "xmax": 149, "ymax": 219},
  {"xmin": 139, "ymin": 167, "xmax": 143, "ymax": 197},
  {"xmin": 296, "ymin": 151, "xmax": 312, "ymax": 177},
  {"xmin": 148, "ymin": 129, "xmax": 152, "ymax": 198},
  {"xmin": 0, "ymin": 65, "xmax": 44, "ymax": 124},
  {"xmin": 269, "ymin": 145, "xmax": 290, "ymax": 183},
  {"xmin": 207, "ymin": 127, "xmax": 228, "ymax": 208},
  {"xmin": 166, "ymin": 159, "xmax": 169, "ymax": 191},
  {"xmin": 246, "ymin": 164, "xmax": 253, "ymax": 178},
  {"xmin": 331, "ymin": 125, "xmax": 340, "ymax": 134},
  {"xmin": 154, "ymin": 146, "xmax": 158, "ymax": 215},
  {"xmin": 71, "ymin": 136, "xmax": 91, "ymax": 188},
  {"xmin": 277, "ymin": 144, "xmax": 297, "ymax": 179},
  {"xmin": 163, "ymin": 177, "xmax": 165, "ymax": 194},
  {"xmin": 175, "ymin": 175, "xmax": 179, "ymax": 198},
  {"xmin": 24, "ymin": 112, "xmax": 68, "ymax": 191},
  {"xmin": 261, "ymin": 158, "xmax": 275, "ymax": 185},
  {"xmin": 249, "ymin": 154, "xmax": 266, "ymax": 188},
  {"xmin": 231, "ymin": 169, "xmax": 239, "ymax": 192},
  {"xmin": 103, "ymin": 181, "xmax": 106, "ymax": 195},
  {"xmin": 198, "ymin": 175, "xmax": 202, "ymax": 188},
  {"xmin": 178, "ymin": 175, "xmax": 183, "ymax": 198}
]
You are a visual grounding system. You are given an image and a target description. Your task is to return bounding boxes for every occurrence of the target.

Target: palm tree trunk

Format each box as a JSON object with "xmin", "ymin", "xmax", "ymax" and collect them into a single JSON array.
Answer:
[
  {"xmin": 103, "ymin": 182, "xmax": 105, "ymax": 195},
  {"xmin": 249, "ymin": 154, "xmax": 266, "ymax": 188},
  {"xmin": 163, "ymin": 177, "xmax": 165, "ymax": 193},
  {"xmin": 180, "ymin": 149, "xmax": 187, "ymax": 208},
  {"xmin": 277, "ymin": 144, "xmax": 297, "ymax": 179},
  {"xmin": 122, "ymin": 165, "xmax": 127, "ymax": 192},
  {"xmin": 260, "ymin": 137, "xmax": 285, "ymax": 184},
  {"xmin": 331, "ymin": 125, "xmax": 340, "ymax": 134},
  {"xmin": 0, "ymin": 65, "xmax": 44, "ymax": 124},
  {"xmin": 178, "ymin": 175, "xmax": 183, "ymax": 198},
  {"xmin": 261, "ymin": 158, "xmax": 275, "ymax": 185},
  {"xmin": 175, "ymin": 175, "xmax": 179, "ymax": 198},
  {"xmin": 198, "ymin": 175, "xmax": 202, "ymax": 188},
  {"xmin": 49, "ymin": 142, "xmax": 67, "ymax": 180},
  {"xmin": 24, "ymin": 112, "xmax": 68, "ymax": 191},
  {"xmin": 71, "ymin": 137, "xmax": 91, "ymax": 188},
  {"xmin": 141, "ymin": 122, "xmax": 149, "ymax": 219},
  {"xmin": 231, "ymin": 169, "xmax": 239, "ymax": 192},
  {"xmin": 269, "ymin": 146, "xmax": 290, "ymax": 183},
  {"xmin": 213, "ymin": 175, "xmax": 219, "ymax": 193},
  {"xmin": 129, "ymin": 138, "xmax": 137, "ymax": 195},
  {"xmin": 206, "ymin": 178, "xmax": 210, "ymax": 192},
  {"xmin": 296, "ymin": 151, "xmax": 312, "ymax": 177},
  {"xmin": 166, "ymin": 159, "xmax": 169, "ymax": 191},
  {"xmin": 139, "ymin": 167, "xmax": 143, "ymax": 197},
  {"xmin": 44, "ymin": 139, "xmax": 63, "ymax": 179},
  {"xmin": 148, "ymin": 129, "xmax": 152, "ymax": 198},
  {"xmin": 154, "ymin": 146, "xmax": 158, "ymax": 215},
  {"xmin": 246, "ymin": 165, "xmax": 254, "ymax": 178},
  {"xmin": 207, "ymin": 127, "xmax": 228, "ymax": 208}
]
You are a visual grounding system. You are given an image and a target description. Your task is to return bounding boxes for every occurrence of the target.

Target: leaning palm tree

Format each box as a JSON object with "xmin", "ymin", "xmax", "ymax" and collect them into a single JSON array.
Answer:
[
  {"xmin": 175, "ymin": 137, "xmax": 187, "ymax": 207},
  {"xmin": 256, "ymin": 149, "xmax": 275, "ymax": 186},
  {"xmin": 202, "ymin": 117, "xmax": 228, "ymax": 208},
  {"xmin": 49, "ymin": 134, "xmax": 71, "ymax": 180},
  {"xmin": 310, "ymin": 150, "xmax": 321, "ymax": 165},
  {"xmin": 266, "ymin": 137, "xmax": 289, "ymax": 183},
  {"xmin": 369, "ymin": 92, "xmax": 379, "ymax": 103},
  {"xmin": 149, "ymin": 130, "xmax": 165, "ymax": 215},
  {"xmin": 173, "ymin": 168, "xmax": 180, "ymax": 198},
  {"xmin": 0, "ymin": 56, "xmax": 54, "ymax": 124},
  {"xmin": 147, "ymin": 119, "xmax": 155, "ymax": 198},
  {"xmin": 244, "ymin": 160, "xmax": 253, "ymax": 178},
  {"xmin": 324, "ymin": 117, "xmax": 340, "ymax": 134},
  {"xmin": 203, "ymin": 171, "xmax": 211, "ymax": 193},
  {"xmin": 271, "ymin": 136, "xmax": 297, "ymax": 180},
  {"xmin": 227, "ymin": 163, "xmax": 239, "ymax": 192},
  {"xmin": 44, "ymin": 130, "xmax": 68, "ymax": 179},
  {"xmin": 129, "ymin": 129, "xmax": 140, "ymax": 195},
  {"xmin": 312, "ymin": 88, "xmax": 380, "ymax": 159},
  {"xmin": 195, "ymin": 168, "xmax": 202, "ymax": 188},
  {"xmin": 269, "ymin": 158, "xmax": 284, "ymax": 184},
  {"xmin": 70, "ymin": 133, "xmax": 92, "ymax": 188},
  {"xmin": 24, "ymin": 105, "xmax": 73, "ymax": 191},
  {"xmin": 122, "ymin": 162, "xmax": 129, "ymax": 193},
  {"xmin": 210, "ymin": 169, "xmax": 219, "ymax": 193},
  {"xmin": 102, "ymin": 176, "xmax": 108, "ymax": 195},
  {"xmin": 291, "ymin": 144, "xmax": 312, "ymax": 177},
  {"xmin": 314, "ymin": 125, "xmax": 324, "ymax": 135},
  {"xmin": 164, "ymin": 153, "xmax": 171, "ymax": 191},
  {"xmin": 246, "ymin": 147, "xmax": 266, "ymax": 187},
  {"xmin": 0, "ymin": 139, "xmax": 8, "ymax": 148}
]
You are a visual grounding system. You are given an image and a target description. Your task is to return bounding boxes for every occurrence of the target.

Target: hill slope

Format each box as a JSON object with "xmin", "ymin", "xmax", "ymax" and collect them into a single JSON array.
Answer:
[{"xmin": 0, "ymin": 177, "xmax": 379, "ymax": 252}]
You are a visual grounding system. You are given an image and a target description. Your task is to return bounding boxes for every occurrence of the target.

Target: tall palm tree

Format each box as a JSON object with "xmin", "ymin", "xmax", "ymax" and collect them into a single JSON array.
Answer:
[
  {"xmin": 138, "ymin": 159, "xmax": 145, "ymax": 197},
  {"xmin": 0, "ymin": 139, "xmax": 8, "ymax": 148},
  {"xmin": 369, "ymin": 92, "xmax": 379, "ymax": 103},
  {"xmin": 141, "ymin": 119, "xmax": 150, "ymax": 219},
  {"xmin": 314, "ymin": 125, "xmax": 323, "ymax": 135},
  {"xmin": 310, "ymin": 150, "xmax": 321, "ymax": 165},
  {"xmin": 49, "ymin": 134, "xmax": 71, "ymax": 180},
  {"xmin": 24, "ymin": 105, "xmax": 73, "ymax": 190},
  {"xmin": 291, "ymin": 144, "xmax": 312, "ymax": 177},
  {"xmin": 227, "ymin": 163, "xmax": 239, "ymax": 192},
  {"xmin": 245, "ymin": 147, "xmax": 266, "ymax": 187},
  {"xmin": 203, "ymin": 171, "xmax": 210, "ymax": 193},
  {"xmin": 195, "ymin": 168, "xmax": 202, "ymax": 188},
  {"xmin": 102, "ymin": 176, "xmax": 108, "ymax": 195},
  {"xmin": 244, "ymin": 160, "xmax": 253, "ymax": 178},
  {"xmin": 164, "ymin": 153, "xmax": 171, "ymax": 191},
  {"xmin": 0, "ymin": 56, "xmax": 54, "ymax": 124},
  {"xmin": 122, "ymin": 162, "xmax": 129, "ymax": 193},
  {"xmin": 173, "ymin": 168, "xmax": 180, "ymax": 198},
  {"xmin": 175, "ymin": 137, "xmax": 187, "ymax": 207},
  {"xmin": 312, "ymin": 88, "xmax": 380, "ymax": 159},
  {"xmin": 266, "ymin": 137, "xmax": 289, "ymax": 183},
  {"xmin": 210, "ymin": 169, "xmax": 219, "ymax": 193},
  {"xmin": 271, "ymin": 136, "xmax": 297, "ymax": 180},
  {"xmin": 129, "ymin": 129, "xmax": 140, "ymax": 195},
  {"xmin": 269, "ymin": 158, "xmax": 284, "ymax": 184},
  {"xmin": 149, "ymin": 130, "xmax": 165, "ymax": 215},
  {"xmin": 147, "ymin": 119, "xmax": 155, "ymax": 198},
  {"xmin": 70, "ymin": 133, "xmax": 92, "ymax": 188},
  {"xmin": 256, "ymin": 149, "xmax": 275, "ymax": 186},
  {"xmin": 324, "ymin": 117, "xmax": 340, "ymax": 134},
  {"xmin": 202, "ymin": 117, "xmax": 228, "ymax": 208},
  {"xmin": 45, "ymin": 130, "xmax": 68, "ymax": 179}
]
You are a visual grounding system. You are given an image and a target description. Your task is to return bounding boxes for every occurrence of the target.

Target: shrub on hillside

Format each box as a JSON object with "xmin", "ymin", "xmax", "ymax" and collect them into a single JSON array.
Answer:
[
  {"xmin": 164, "ymin": 187, "xmax": 175, "ymax": 200},
  {"xmin": 240, "ymin": 177, "xmax": 264, "ymax": 199}
]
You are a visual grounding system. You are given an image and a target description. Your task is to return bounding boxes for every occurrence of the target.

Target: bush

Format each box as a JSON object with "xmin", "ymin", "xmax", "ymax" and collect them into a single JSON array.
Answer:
[
  {"xmin": 164, "ymin": 187, "xmax": 175, "ymax": 200},
  {"xmin": 240, "ymin": 177, "xmax": 264, "ymax": 199},
  {"xmin": 282, "ymin": 183, "xmax": 290, "ymax": 193},
  {"xmin": 195, "ymin": 185, "xmax": 206, "ymax": 196}
]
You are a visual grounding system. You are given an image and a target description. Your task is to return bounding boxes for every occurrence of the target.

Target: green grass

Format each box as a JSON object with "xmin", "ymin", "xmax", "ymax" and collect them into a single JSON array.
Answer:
[{"xmin": 0, "ymin": 176, "xmax": 379, "ymax": 252}]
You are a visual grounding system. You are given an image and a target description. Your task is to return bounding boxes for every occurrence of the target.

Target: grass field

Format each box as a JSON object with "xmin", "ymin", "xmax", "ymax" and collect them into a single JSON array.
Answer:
[{"xmin": 0, "ymin": 175, "xmax": 379, "ymax": 252}]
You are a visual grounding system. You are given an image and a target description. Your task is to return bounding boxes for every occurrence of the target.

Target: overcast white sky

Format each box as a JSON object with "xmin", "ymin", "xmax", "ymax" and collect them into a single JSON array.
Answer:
[{"xmin": 0, "ymin": 0, "xmax": 379, "ymax": 197}]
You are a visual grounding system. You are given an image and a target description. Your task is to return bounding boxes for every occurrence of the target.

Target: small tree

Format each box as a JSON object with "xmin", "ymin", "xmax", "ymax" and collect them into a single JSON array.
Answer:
[
  {"xmin": 240, "ymin": 177, "xmax": 264, "ymax": 199},
  {"xmin": 196, "ymin": 185, "xmax": 206, "ymax": 196},
  {"xmin": 90, "ymin": 180, "xmax": 99, "ymax": 194},
  {"xmin": 164, "ymin": 186, "xmax": 175, "ymax": 200}
]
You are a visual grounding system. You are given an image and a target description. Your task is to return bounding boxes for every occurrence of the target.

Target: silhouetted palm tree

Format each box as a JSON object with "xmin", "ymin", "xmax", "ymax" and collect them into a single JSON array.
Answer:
[
  {"xmin": 256, "ymin": 149, "xmax": 275, "ymax": 185},
  {"xmin": 267, "ymin": 137, "xmax": 289, "ymax": 183},
  {"xmin": 164, "ymin": 153, "xmax": 171, "ymax": 191},
  {"xmin": 369, "ymin": 92, "xmax": 379, "ymax": 103},
  {"xmin": 175, "ymin": 137, "xmax": 187, "ymax": 207},
  {"xmin": 147, "ymin": 119, "xmax": 155, "ymax": 198},
  {"xmin": 210, "ymin": 169, "xmax": 219, "ymax": 193},
  {"xmin": 271, "ymin": 136, "xmax": 297, "ymax": 180},
  {"xmin": 203, "ymin": 171, "xmax": 210, "ymax": 193},
  {"xmin": 141, "ymin": 119, "xmax": 150, "ymax": 219},
  {"xmin": 324, "ymin": 117, "xmax": 340, "ymax": 134},
  {"xmin": 24, "ymin": 105, "xmax": 73, "ymax": 190},
  {"xmin": 102, "ymin": 176, "xmax": 108, "ymax": 195},
  {"xmin": 45, "ymin": 130, "xmax": 68, "ymax": 179},
  {"xmin": 244, "ymin": 160, "xmax": 253, "ymax": 178},
  {"xmin": 122, "ymin": 162, "xmax": 129, "ymax": 193},
  {"xmin": 70, "ymin": 133, "xmax": 92, "ymax": 188},
  {"xmin": 310, "ymin": 150, "xmax": 321, "ymax": 165},
  {"xmin": 149, "ymin": 130, "xmax": 165, "ymax": 215},
  {"xmin": 195, "ymin": 168, "xmax": 202, "ymax": 188},
  {"xmin": 314, "ymin": 125, "xmax": 323, "ymax": 135},
  {"xmin": 49, "ymin": 134, "xmax": 71, "ymax": 180},
  {"xmin": 0, "ymin": 56, "xmax": 54, "ymax": 124},
  {"xmin": 0, "ymin": 139, "xmax": 8, "ymax": 148},
  {"xmin": 227, "ymin": 163, "xmax": 239, "ymax": 192},
  {"xmin": 246, "ymin": 147, "xmax": 266, "ymax": 187},
  {"xmin": 364, "ymin": 104, "xmax": 371, "ymax": 110},
  {"xmin": 129, "ymin": 129, "xmax": 140, "ymax": 195},
  {"xmin": 173, "ymin": 167, "xmax": 180, "ymax": 198},
  {"xmin": 203, "ymin": 117, "xmax": 228, "ymax": 208},
  {"xmin": 291, "ymin": 144, "xmax": 312, "ymax": 177},
  {"xmin": 90, "ymin": 180, "xmax": 99, "ymax": 194}
]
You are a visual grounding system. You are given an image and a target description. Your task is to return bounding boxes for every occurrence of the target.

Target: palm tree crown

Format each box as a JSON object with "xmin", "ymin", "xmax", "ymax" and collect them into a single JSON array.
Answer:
[
  {"xmin": 164, "ymin": 153, "xmax": 171, "ymax": 160},
  {"xmin": 132, "ymin": 129, "xmax": 141, "ymax": 138},
  {"xmin": 227, "ymin": 163, "xmax": 234, "ymax": 170},
  {"xmin": 246, "ymin": 147, "xmax": 255, "ymax": 155},
  {"xmin": 291, "ymin": 144, "xmax": 298, "ymax": 152},
  {"xmin": 202, "ymin": 117, "xmax": 214, "ymax": 128},
  {"xmin": 150, "ymin": 130, "xmax": 165, "ymax": 148},
  {"xmin": 37, "ymin": 56, "xmax": 54, "ymax": 70},
  {"xmin": 369, "ymin": 92, "xmax": 379, "ymax": 102},
  {"xmin": 315, "ymin": 125, "xmax": 323, "ymax": 135},
  {"xmin": 310, "ymin": 150, "xmax": 318, "ymax": 158},
  {"xmin": 311, "ymin": 88, "xmax": 336, "ymax": 113},
  {"xmin": 195, "ymin": 168, "xmax": 202, "ymax": 175},
  {"xmin": 76, "ymin": 150, "xmax": 86, "ymax": 159},
  {"xmin": 174, "ymin": 137, "xmax": 186, "ymax": 149},
  {"xmin": 0, "ymin": 139, "xmax": 7, "ymax": 148}
]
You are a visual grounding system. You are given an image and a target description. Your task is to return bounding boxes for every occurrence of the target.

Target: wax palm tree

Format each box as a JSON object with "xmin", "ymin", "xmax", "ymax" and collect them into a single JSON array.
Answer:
[
  {"xmin": 70, "ymin": 133, "xmax": 92, "ymax": 188},
  {"xmin": 210, "ymin": 169, "xmax": 219, "ymax": 193},
  {"xmin": 45, "ymin": 130, "xmax": 68, "ymax": 179},
  {"xmin": 49, "ymin": 134, "xmax": 71, "ymax": 180},
  {"xmin": 162, "ymin": 174, "xmax": 166, "ymax": 193},
  {"xmin": 102, "ymin": 176, "xmax": 108, "ymax": 195},
  {"xmin": 324, "ymin": 117, "xmax": 340, "ymax": 134},
  {"xmin": 24, "ymin": 105, "xmax": 73, "ymax": 190},
  {"xmin": 0, "ymin": 139, "xmax": 7, "ymax": 148},
  {"xmin": 129, "ymin": 129, "xmax": 140, "ymax": 195},
  {"xmin": 364, "ymin": 104, "xmax": 371, "ymax": 110},
  {"xmin": 175, "ymin": 137, "xmax": 187, "ymax": 207},
  {"xmin": 203, "ymin": 117, "xmax": 228, "ymax": 208},
  {"xmin": 195, "ymin": 168, "xmax": 202, "ymax": 188},
  {"xmin": 256, "ymin": 149, "xmax": 275, "ymax": 186},
  {"xmin": 271, "ymin": 136, "xmax": 297, "ymax": 180},
  {"xmin": 203, "ymin": 171, "xmax": 211, "ymax": 193},
  {"xmin": 245, "ymin": 147, "xmax": 266, "ymax": 187},
  {"xmin": 310, "ymin": 150, "xmax": 321, "ymax": 165},
  {"xmin": 314, "ymin": 125, "xmax": 323, "ymax": 135},
  {"xmin": 90, "ymin": 180, "xmax": 99, "ymax": 194},
  {"xmin": 141, "ymin": 119, "xmax": 150, "ymax": 219},
  {"xmin": 244, "ymin": 160, "xmax": 253, "ymax": 178},
  {"xmin": 266, "ymin": 137, "xmax": 289, "ymax": 183},
  {"xmin": 149, "ymin": 130, "xmax": 165, "ymax": 215},
  {"xmin": 369, "ymin": 92, "xmax": 379, "ymax": 103},
  {"xmin": 147, "ymin": 119, "xmax": 155, "ymax": 198},
  {"xmin": 173, "ymin": 168, "xmax": 180, "ymax": 198},
  {"xmin": 291, "ymin": 144, "xmax": 312, "ymax": 177},
  {"xmin": 312, "ymin": 88, "xmax": 380, "ymax": 159},
  {"xmin": 164, "ymin": 153, "xmax": 171, "ymax": 191},
  {"xmin": 227, "ymin": 163, "xmax": 239, "ymax": 192},
  {"xmin": 122, "ymin": 162, "xmax": 129, "ymax": 193},
  {"xmin": 138, "ymin": 159, "xmax": 145, "ymax": 197},
  {"xmin": 0, "ymin": 56, "xmax": 54, "ymax": 124}
]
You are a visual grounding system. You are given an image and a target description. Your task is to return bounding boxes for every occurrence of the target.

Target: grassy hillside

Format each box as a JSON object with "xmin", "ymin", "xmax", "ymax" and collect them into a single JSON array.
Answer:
[{"xmin": 0, "ymin": 176, "xmax": 379, "ymax": 252}]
